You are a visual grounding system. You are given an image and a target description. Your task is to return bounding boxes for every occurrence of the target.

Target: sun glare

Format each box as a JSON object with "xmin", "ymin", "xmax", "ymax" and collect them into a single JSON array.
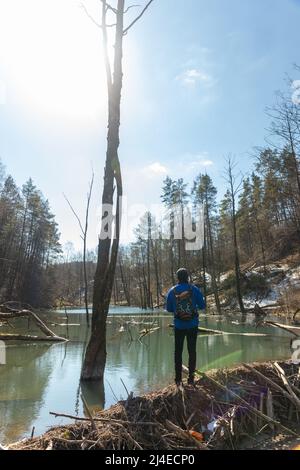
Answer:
[{"xmin": 0, "ymin": 0, "xmax": 109, "ymax": 123}]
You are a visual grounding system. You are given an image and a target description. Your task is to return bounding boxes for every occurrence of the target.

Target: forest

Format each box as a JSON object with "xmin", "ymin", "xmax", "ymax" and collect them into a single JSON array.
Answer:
[
  {"xmin": 1, "ymin": 74, "xmax": 299, "ymax": 313},
  {"xmin": 0, "ymin": 170, "xmax": 61, "ymax": 307}
]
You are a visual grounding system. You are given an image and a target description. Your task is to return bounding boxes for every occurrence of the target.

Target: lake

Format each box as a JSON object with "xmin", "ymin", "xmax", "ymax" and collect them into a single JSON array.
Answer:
[{"xmin": 0, "ymin": 306, "xmax": 293, "ymax": 445}]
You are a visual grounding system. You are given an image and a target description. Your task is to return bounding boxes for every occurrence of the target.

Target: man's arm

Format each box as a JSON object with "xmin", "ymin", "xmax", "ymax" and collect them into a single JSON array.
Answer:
[
  {"xmin": 166, "ymin": 288, "xmax": 175, "ymax": 313},
  {"xmin": 193, "ymin": 286, "xmax": 206, "ymax": 310}
]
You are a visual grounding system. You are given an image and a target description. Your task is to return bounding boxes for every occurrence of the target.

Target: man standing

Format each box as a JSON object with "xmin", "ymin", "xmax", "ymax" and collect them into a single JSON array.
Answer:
[{"xmin": 166, "ymin": 268, "xmax": 205, "ymax": 387}]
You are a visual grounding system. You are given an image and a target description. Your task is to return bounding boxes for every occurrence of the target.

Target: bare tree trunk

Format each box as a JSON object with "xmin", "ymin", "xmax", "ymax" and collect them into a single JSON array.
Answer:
[
  {"xmin": 80, "ymin": 0, "xmax": 154, "ymax": 380},
  {"xmin": 151, "ymin": 238, "xmax": 160, "ymax": 307},
  {"xmin": 64, "ymin": 173, "xmax": 94, "ymax": 325},
  {"xmin": 170, "ymin": 212, "xmax": 175, "ymax": 284},
  {"xmin": 205, "ymin": 196, "xmax": 221, "ymax": 314},
  {"xmin": 146, "ymin": 213, "xmax": 152, "ymax": 307},
  {"xmin": 81, "ymin": 0, "xmax": 124, "ymax": 381},
  {"xmin": 226, "ymin": 158, "xmax": 245, "ymax": 314},
  {"xmin": 201, "ymin": 228, "xmax": 207, "ymax": 305},
  {"xmin": 119, "ymin": 255, "xmax": 131, "ymax": 305}
]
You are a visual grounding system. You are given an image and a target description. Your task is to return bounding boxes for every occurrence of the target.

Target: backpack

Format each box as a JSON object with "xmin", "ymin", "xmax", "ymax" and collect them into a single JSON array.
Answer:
[{"xmin": 173, "ymin": 286, "xmax": 197, "ymax": 321}]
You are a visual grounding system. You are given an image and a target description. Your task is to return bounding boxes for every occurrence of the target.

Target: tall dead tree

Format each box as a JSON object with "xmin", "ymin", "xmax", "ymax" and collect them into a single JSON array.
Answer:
[
  {"xmin": 225, "ymin": 157, "xmax": 245, "ymax": 314},
  {"xmin": 81, "ymin": 0, "xmax": 154, "ymax": 381}
]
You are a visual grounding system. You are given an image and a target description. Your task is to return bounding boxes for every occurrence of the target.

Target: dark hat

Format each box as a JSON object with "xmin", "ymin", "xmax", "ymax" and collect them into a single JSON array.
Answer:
[{"xmin": 176, "ymin": 268, "xmax": 189, "ymax": 283}]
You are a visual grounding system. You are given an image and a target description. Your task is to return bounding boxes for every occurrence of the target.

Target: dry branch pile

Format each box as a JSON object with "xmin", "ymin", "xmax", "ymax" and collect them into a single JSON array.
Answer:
[{"xmin": 8, "ymin": 361, "xmax": 300, "ymax": 451}]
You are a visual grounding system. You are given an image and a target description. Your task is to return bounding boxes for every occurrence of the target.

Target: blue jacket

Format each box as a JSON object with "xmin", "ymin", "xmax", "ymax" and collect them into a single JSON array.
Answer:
[{"xmin": 166, "ymin": 283, "xmax": 206, "ymax": 330}]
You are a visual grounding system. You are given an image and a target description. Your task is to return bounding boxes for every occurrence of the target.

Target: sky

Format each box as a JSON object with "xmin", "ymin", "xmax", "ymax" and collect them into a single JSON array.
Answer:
[{"xmin": 0, "ymin": 0, "xmax": 299, "ymax": 251}]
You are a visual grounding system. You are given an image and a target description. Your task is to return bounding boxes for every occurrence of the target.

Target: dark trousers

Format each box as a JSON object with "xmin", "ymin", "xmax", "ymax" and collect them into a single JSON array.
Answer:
[{"xmin": 174, "ymin": 327, "xmax": 198, "ymax": 383}]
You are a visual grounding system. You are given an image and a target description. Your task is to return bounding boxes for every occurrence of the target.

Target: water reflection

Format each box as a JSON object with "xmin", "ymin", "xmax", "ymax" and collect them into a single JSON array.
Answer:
[
  {"xmin": 0, "ymin": 309, "xmax": 292, "ymax": 444},
  {"xmin": 80, "ymin": 380, "xmax": 105, "ymax": 415}
]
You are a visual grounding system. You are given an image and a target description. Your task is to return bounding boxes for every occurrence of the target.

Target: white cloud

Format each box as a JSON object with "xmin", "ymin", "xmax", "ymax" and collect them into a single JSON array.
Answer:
[
  {"xmin": 177, "ymin": 68, "xmax": 216, "ymax": 88},
  {"xmin": 197, "ymin": 160, "xmax": 214, "ymax": 167},
  {"xmin": 189, "ymin": 158, "xmax": 214, "ymax": 169},
  {"xmin": 179, "ymin": 153, "xmax": 214, "ymax": 173},
  {"xmin": 140, "ymin": 156, "xmax": 214, "ymax": 181},
  {"xmin": 142, "ymin": 162, "xmax": 168, "ymax": 177}
]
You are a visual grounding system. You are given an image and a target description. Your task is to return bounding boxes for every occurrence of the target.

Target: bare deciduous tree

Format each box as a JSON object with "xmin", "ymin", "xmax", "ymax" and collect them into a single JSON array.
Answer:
[
  {"xmin": 64, "ymin": 172, "xmax": 94, "ymax": 326},
  {"xmin": 81, "ymin": 0, "xmax": 154, "ymax": 381},
  {"xmin": 224, "ymin": 157, "xmax": 245, "ymax": 314}
]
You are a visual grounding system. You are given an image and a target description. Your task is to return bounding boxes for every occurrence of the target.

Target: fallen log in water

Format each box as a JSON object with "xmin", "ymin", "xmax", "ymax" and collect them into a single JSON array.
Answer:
[
  {"xmin": 0, "ymin": 302, "xmax": 68, "ymax": 342},
  {"xmin": 0, "ymin": 333, "xmax": 67, "ymax": 342},
  {"xmin": 265, "ymin": 321, "xmax": 300, "ymax": 337},
  {"xmin": 169, "ymin": 324, "xmax": 270, "ymax": 337},
  {"xmin": 139, "ymin": 327, "xmax": 160, "ymax": 339},
  {"xmin": 168, "ymin": 324, "xmax": 221, "ymax": 335}
]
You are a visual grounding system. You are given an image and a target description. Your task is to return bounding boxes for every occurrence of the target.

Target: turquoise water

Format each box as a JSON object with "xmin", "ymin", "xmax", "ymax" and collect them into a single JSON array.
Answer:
[{"xmin": 0, "ymin": 307, "xmax": 292, "ymax": 444}]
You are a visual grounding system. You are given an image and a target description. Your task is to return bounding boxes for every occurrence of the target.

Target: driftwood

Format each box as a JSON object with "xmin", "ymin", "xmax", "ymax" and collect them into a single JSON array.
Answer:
[
  {"xmin": 169, "ymin": 324, "xmax": 268, "ymax": 337},
  {"xmin": 48, "ymin": 437, "xmax": 98, "ymax": 448},
  {"xmin": 194, "ymin": 368, "xmax": 298, "ymax": 436},
  {"xmin": 0, "ymin": 334, "xmax": 66, "ymax": 342},
  {"xmin": 139, "ymin": 327, "xmax": 160, "ymax": 339},
  {"xmin": 265, "ymin": 321, "xmax": 300, "ymax": 337},
  {"xmin": 0, "ymin": 303, "xmax": 67, "ymax": 342},
  {"xmin": 293, "ymin": 309, "xmax": 300, "ymax": 323},
  {"xmin": 243, "ymin": 363, "xmax": 300, "ymax": 412},
  {"xmin": 49, "ymin": 411, "xmax": 158, "ymax": 427},
  {"xmin": 273, "ymin": 362, "xmax": 300, "ymax": 406},
  {"xmin": 266, "ymin": 389, "xmax": 274, "ymax": 431}
]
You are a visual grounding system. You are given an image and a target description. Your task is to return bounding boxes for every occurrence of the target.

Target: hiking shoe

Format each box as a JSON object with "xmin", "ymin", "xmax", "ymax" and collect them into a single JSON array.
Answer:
[
  {"xmin": 175, "ymin": 380, "xmax": 184, "ymax": 392},
  {"xmin": 187, "ymin": 377, "xmax": 195, "ymax": 386}
]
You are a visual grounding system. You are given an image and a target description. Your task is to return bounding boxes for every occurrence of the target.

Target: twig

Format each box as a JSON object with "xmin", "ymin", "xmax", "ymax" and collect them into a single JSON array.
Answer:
[
  {"xmin": 266, "ymin": 389, "xmax": 274, "ymax": 431},
  {"xmin": 81, "ymin": 3, "xmax": 102, "ymax": 28},
  {"xmin": 106, "ymin": 379, "xmax": 119, "ymax": 402},
  {"xmin": 274, "ymin": 362, "xmax": 300, "ymax": 405},
  {"xmin": 99, "ymin": 0, "xmax": 117, "ymax": 14},
  {"xmin": 120, "ymin": 426, "xmax": 143, "ymax": 450},
  {"xmin": 120, "ymin": 378, "xmax": 130, "ymax": 398},
  {"xmin": 123, "ymin": 0, "xmax": 154, "ymax": 35},
  {"xmin": 52, "ymin": 437, "xmax": 97, "ymax": 446},
  {"xmin": 49, "ymin": 411, "xmax": 158, "ymax": 426},
  {"xmin": 124, "ymin": 4, "xmax": 141, "ymax": 14}
]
